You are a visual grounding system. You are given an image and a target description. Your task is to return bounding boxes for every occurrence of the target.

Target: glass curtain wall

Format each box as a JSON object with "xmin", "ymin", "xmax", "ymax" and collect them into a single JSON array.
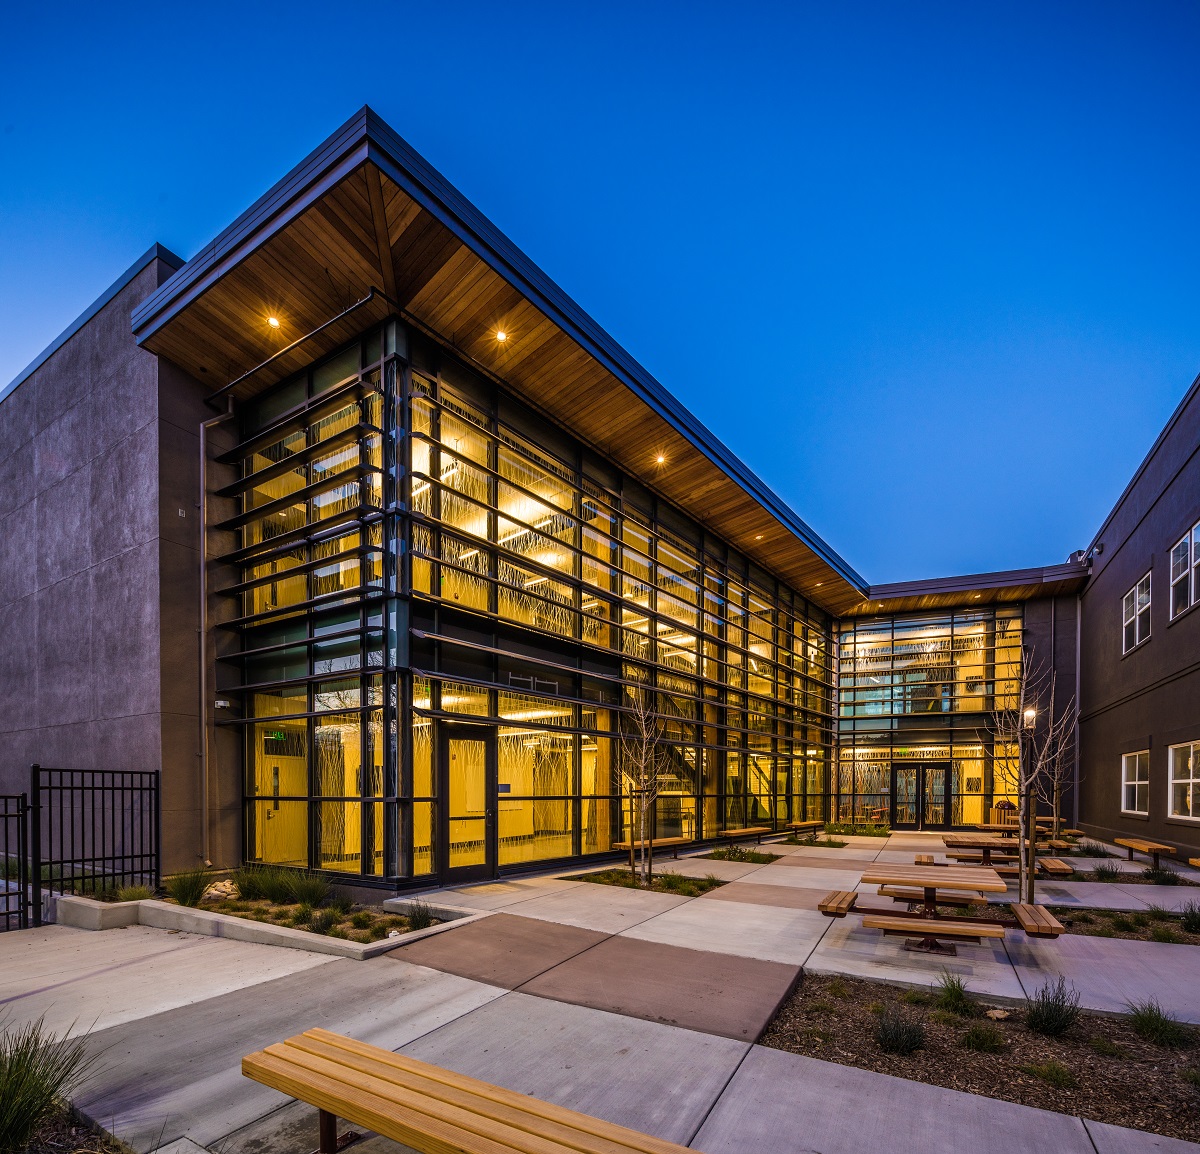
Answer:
[
  {"xmin": 837, "ymin": 608, "xmax": 1022, "ymax": 827},
  {"xmin": 404, "ymin": 357, "xmax": 834, "ymax": 876},
  {"xmin": 219, "ymin": 320, "xmax": 835, "ymax": 881}
]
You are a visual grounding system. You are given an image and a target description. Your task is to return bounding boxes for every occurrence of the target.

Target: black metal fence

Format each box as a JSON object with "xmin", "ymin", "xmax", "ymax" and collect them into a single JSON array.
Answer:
[
  {"xmin": 1, "ymin": 794, "xmax": 29, "ymax": 931},
  {"xmin": 17, "ymin": 765, "xmax": 161, "ymax": 928}
]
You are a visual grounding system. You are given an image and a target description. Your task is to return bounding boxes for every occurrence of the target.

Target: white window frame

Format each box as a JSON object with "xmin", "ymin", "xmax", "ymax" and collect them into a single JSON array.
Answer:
[
  {"xmin": 1121, "ymin": 751, "xmax": 1149, "ymax": 815},
  {"xmin": 1171, "ymin": 520, "xmax": 1200, "ymax": 621},
  {"xmin": 1169, "ymin": 742, "xmax": 1200, "ymax": 821},
  {"xmin": 1122, "ymin": 573, "xmax": 1151, "ymax": 654}
]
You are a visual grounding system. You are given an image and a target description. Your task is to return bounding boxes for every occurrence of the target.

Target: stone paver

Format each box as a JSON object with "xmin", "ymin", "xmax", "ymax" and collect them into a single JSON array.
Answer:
[
  {"xmin": 699, "ymin": 880, "xmax": 833, "ymax": 910},
  {"xmin": 403, "ymin": 991, "xmax": 749, "ymax": 1146},
  {"xmin": 0, "ymin": 924, "xmax": 332, "ymax": 1037},
  {"xmin": 1007, "ymin": 933, "xmax": 1200, "ymax": 1022},
  {"xmin": 74, "ymin": 958, "xmax": 503, "ymax": 1152},
  {"xmin": 387, "ymin": 912, "xmax": 606, "ymax": 988},
  {"xmin": 1085, "ymin": 1119, "xmax": 1200, "ymax": 1152},
  {"xmin": 501, "ymin": 880, "xmax": 690, "ymax": 932},
  {"xmin": 520, "ymin": 935, "xmax": 799, "ymax": 1040},
  {"xmin": 619, "ymin": 897, "xmax": 830, "ymax": 965},
  {"xmin": 744, "ymin": 864, "xmax": 864, "ymax": 891},
  {"xmin": 666, "ymin": 856, "xmax": 765, "ymax": 880},
  {"xmin": 693, "ymin": 1044, "xmax": 1098, "ymax": 1154},
  {"xmin": 418, "ymin": 877, "xmax": 583, "ymax": 911}
]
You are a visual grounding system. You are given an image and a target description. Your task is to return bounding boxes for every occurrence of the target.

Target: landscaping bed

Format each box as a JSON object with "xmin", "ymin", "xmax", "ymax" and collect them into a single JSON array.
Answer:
[
  {"xmin": 762, "ymin": 972, "xmax": 1200, "ymax": 1142},
  {"xmin": 18, "ymin": 1104, "xmax": 128, "ymax": 1154},
  {"xmin": 194, "ymin": 893, "xmax": 428, "ymax": 942},
  {"xmin": 1051, "ymin": 904, "xmax": 1200, "ymax": 945},
  {"xmin": 1085, "ymin": 864, "xmax": 1197, "ymax": 886},
  {"xmin": 700, "ymin": 847, "xmax": 780, "ymax": 864},
  {"xmin": 573, "ymin": 868, "xmax": 725, "ymax": 896},
  {"xmin": 784, "ymin": 836, "xmax": 847, "ymax": 848}
]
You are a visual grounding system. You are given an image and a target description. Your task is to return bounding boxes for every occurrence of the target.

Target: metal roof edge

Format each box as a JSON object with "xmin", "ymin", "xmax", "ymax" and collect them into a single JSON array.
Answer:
[
  {"xmin": 1, "ymin": 243, "xmax": 185, "ymax": 407},
  {"xmin": 865, "ymin": 560, "xmax": 1090, "ymax": 601},
  {"xmin": 129, "ymin": 105, "xmax": 868, "ymax": 597}
]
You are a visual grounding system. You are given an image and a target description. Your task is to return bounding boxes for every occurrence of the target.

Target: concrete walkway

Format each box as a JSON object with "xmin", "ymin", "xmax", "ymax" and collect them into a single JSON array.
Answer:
[{"xmin": 2, "ymin": 833, "xmax": 1198, "ymax": 1154}]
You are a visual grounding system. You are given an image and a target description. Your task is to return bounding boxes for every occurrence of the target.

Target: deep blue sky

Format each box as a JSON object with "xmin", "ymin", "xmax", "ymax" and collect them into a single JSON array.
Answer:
[{"xmin": 3, "ymin": 2, "xmax": 1198, "ymax": 583}]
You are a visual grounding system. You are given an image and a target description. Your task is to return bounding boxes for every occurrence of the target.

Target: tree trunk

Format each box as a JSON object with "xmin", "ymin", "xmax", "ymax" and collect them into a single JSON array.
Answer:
[{"xmin": 1025, "ymin": 780, "xmax": 1037, "ymax": 905}]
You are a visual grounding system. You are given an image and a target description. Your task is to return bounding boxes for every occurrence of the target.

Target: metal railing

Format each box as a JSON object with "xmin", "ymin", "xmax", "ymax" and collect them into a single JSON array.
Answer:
[
  {"xmin": 1, "ymin": 794, "xmax": 28, "ymax": 931},
  {"xmin": 29, "ymin": 765, "xmax": 160, "ymax": 926}
]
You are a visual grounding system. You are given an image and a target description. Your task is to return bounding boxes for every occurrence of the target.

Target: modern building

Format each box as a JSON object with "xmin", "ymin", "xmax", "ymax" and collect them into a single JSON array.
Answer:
[{"xmin": 1, "ymin": 107, "xmax": 1197, "ymax": 885}]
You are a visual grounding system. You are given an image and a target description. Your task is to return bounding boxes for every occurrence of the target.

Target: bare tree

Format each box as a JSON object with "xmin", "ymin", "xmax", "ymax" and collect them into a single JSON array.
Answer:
[
  {"xmin": 620, "ymin": 687, "xmax": 668, "ymax": 886},
  {"xmin": 986, "ymin": 650, "xmax": 1077, "ymax": 904}
]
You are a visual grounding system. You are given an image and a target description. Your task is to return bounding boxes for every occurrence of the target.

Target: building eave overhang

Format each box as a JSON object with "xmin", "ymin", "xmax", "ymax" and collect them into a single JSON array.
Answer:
[{"xmin": 131, "ymin": 106, "xmax": 867, "ymax": 613}]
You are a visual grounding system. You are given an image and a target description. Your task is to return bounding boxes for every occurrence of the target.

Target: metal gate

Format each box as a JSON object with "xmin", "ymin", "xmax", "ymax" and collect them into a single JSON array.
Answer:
[{"xmin": 1, "ymin": 794, "xmax": 29, "ymax": 930}]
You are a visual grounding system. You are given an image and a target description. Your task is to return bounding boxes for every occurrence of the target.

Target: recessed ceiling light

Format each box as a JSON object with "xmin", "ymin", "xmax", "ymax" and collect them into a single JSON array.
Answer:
[
  {"xmin": 815, "ymin": 582, "xmax": 823, "ymax": 587},
  {"xmin": 754, "ymin": 534, "xmax": 764, "ymax": 540},
  {"xmin": 655, "ymin": 454, "xmax": 665, "ymax": 464},
  {"xmin": 267, "ymin": 316, "xmax": 280, "ymax": 329},
  {"xmin": 496, "ymin": 330, "xmax": 507, "ymax": 342}
]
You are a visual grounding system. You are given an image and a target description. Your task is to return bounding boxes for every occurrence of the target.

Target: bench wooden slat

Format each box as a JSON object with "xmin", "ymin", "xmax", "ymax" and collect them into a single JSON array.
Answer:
[
  {"xmin": 878, "ymin": 886, "xmax": 983, "ymax": 906},
  {"xmin": 1011, "ymin": 903, "xmax": 1064, "ymax": 937},
  {"xmin": 717, "ymin": 826, "xmax": 771, "ymax": 837},
  {"xmin": 818, "ymin": 890, "xmax": 858, "ymax": 916},
  {"xmin": 611, "ymin": 837, "xmax": 690, "ymax": 850},
  {"xmin": 244, "ymin": 1031, "xmax": 691, "ymax": 1154},
  {"xmin": 913, "ymin": 854, "xmax": 935, "ymax": 865},
  {"xmin": 861, "ymin": 915, "xmax": 1005, "ymax": 939},
  {"xmin": 1115, "ymin": 838, "xmax": 1175, "ymax": 855},
  {"xmin": 1037, "ymin": 857, "xmax": 1074, "ymax": 877}
]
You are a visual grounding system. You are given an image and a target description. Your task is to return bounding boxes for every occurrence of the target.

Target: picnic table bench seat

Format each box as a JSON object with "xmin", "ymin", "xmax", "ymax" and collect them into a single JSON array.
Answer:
[
  {"xmin": 861, "ymin": 914, "xmax": 1005, "ymax": 940},
  {"xmin": 1190, "ymin": 858, "xmax": 1200, "ymax": 870},
  {"xmin": 1037, "ymin": 857, "xmax": 1074, "ymax": 877},
  {"xmin": 1114, "ymin": 838, "xmax": 1176, "ymax": 869},
  {"xmin": 914, "ymin": 853, "xmax": 936, "ymax": 865},
  {"xmin": 818, "ymin": 890, "xmax": 859, "ymax": 917},
  {"xmin": 716, "ymin": 826, "xmax": 772, "ymax": 844},
  {"xmin": 786, "ymin": 820, "xmax": 824, "ymax": 839},
  {"xmin": 1011, "ymin": 903, "xmax": 1065, "ymax": 938},
  {"xmin": 611, "ymin": 836, "xmax": 690, "ymax": 858},
  {"xmin": 243, "ymin": 1029, "xmax": 693, "ymax": 1154},
  {"xmin": 1063, "ymin": 829, "xmax": 1084, "ymax": 838},
  {"xmin": 1045, "ymin": 839, "xmax": 1075, "ymax": 852}
]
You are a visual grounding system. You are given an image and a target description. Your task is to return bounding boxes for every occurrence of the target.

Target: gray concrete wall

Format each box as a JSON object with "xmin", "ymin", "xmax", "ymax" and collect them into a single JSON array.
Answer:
[{"xmin": 0, "ymin": 253, "xmax": 220, "ymax": 873}]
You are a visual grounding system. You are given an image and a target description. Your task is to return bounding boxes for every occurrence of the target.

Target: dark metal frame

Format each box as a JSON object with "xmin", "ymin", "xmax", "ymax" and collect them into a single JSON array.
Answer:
[
  {"xmin": 0, "ymin": 794, "xmax": 28, "ymax": 931},
  {"xmin": 29, "ymin": 764, "xmax": 161, "ymax": 926}
]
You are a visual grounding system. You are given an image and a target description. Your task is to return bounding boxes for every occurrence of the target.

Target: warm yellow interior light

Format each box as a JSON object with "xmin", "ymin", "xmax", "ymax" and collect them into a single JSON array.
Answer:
[
  {"xmin": 754, "ymin": 534, "xmax": 764, "ymax": 540},
  {"xmin": 655, "ymin": 454, "xmax": 665, "ymax": 464},
  {"xmin": 496, "ymin": 330, "xmax": 508, "ymax": 342},
  {"xmin": 268, "ymin": 316, "xmax": 280, "ymax": 329}
]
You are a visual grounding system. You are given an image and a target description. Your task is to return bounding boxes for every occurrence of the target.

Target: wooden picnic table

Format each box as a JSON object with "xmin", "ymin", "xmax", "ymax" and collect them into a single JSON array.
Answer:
[
  {"xmin": 976, "ymin": 822, "xmax": 1053, "ymax": 837},
  {"xmin": 942, "ymin": 834, "xmax": 1020, "ymax": 866},
  {"xmin": 855, "ymin": 863, "xmax": 1008, "ymax": 956}
]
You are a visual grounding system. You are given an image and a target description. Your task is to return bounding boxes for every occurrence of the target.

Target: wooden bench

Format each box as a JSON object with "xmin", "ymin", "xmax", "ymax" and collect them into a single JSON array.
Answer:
[
  {"xmin": 946, "ymin": 852, "xmax": 1018, "ymax": 865},
  {"xmin": 1037, "ymin": 857, "xmax": 1074, "ymax": 877},
  {"xmin": 878, "ymin": 885, "xmax": 983, "ymax": 909},
  {"xmin": 1045, "ymin": 839, "xmax": 1075, "ymax": 852},
  {"xmin": 611, "ymin": 836, "xmax": 690, "ymax": 859},
  {"xmin": 786, "ymin": 820, "xmax": 824, "ymax": 841},
  {"xmin": 244, "ymin": 1028, "xmax": 692, "ymax": 1154},
  {"xmin": 861, "ymin": 913, "xmax": 1005, "ymax": 955},
  {"xmin": 1190, "ymin": 858, "xmax": 1200, "ymax": 870},
  {"xmin": 818, "ymin": 890, "xmax": 858, "ymax": 917},
  {"xmin": 716, "ymin": 826, "xmax": 772, "ymax": 844},
  {"xmin": 1114, "ymin": 838, "xmax": 1176, "ymax": 870},
  {"xmin": 914, "ymin": 853, "xmax": 936, "ymax": 865},
  {"xmin": 1063, "ymin": 829, "xmax": 1084, "ymax": 838},
  {"xmin": 1011, "ymin": 903, "xmax": 1065, "ymax": 938}
]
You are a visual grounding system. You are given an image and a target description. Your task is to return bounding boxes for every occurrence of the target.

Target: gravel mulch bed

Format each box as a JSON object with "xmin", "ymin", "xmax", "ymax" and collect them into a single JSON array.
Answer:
[
  {"xmin": 1052, "ymin": 906, "xmax": 1200, "ymax": 945},
  {"xmin": 189, "ymin": 897, "xmax": 430, "ymax": 942},
  {"xmin": 573, "ymin": 868, "xmax": 725, "ymax": 896},
  {"xmin": 22, "ymin": 1103, "xmax": 129, "ymax": 1154},
  {"xmin": 700, "ymin": 848, "xmax": 780, "ymax": 864},
  {"xmin": 761, "ymin": 973, "xmax": 1200, "ymax": 1142}
]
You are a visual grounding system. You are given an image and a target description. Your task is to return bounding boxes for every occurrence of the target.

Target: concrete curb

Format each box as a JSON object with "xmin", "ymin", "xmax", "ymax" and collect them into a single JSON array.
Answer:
[{"xmin": 54, "ymin": 895, "xmax": 488, "ymax": 959}]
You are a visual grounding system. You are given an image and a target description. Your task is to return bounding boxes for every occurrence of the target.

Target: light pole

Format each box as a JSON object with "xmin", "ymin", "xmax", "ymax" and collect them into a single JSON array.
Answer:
[{"xmin": 1022, "ymin": 705, "xmax": 1037, "ymax": 903}]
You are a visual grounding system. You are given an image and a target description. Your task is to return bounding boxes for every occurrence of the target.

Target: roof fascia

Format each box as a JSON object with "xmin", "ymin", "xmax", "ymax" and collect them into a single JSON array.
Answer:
[
  {"xmin": 865, "ymin": 561, "xmax": 1090, "ymax": 602},
  {"xmin": 3, "ymin": 242, "xmax": 184, "ymax": 405}
]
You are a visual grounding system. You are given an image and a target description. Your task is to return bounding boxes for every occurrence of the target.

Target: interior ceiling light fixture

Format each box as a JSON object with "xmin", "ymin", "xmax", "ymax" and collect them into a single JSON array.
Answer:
[
  {"xmin": 754, "ymin": 534, "xmax": 764, "ymax": 540},
  {"xmin": 495, "ymin": 330, "xmax": 508, "ymax": 342},
  {"xmin": 267, "ymin": 316, "xmax": 280, "ymax": 329},
  {"xmin": 655, "ymin": 454, "xmax": 665, "ymax": 464}
]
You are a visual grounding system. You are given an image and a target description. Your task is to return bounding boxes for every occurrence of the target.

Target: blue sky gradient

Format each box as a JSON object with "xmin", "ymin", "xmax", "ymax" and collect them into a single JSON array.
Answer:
[{"xmin": 2, "ymin": 2, "xmax": 1198, "ymax": 582}]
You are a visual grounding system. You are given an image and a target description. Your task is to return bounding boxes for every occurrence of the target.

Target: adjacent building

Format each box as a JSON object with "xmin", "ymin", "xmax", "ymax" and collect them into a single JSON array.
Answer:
[{"xmin": 1, "ymin": 107, "xmax": 1196, "ymax": 884}]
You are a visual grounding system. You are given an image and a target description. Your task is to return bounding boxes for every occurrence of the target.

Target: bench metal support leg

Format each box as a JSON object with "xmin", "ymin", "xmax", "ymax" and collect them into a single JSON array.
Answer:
[{"xmin": 319, "ymin": 1110, "xmax": 337, "ymax": 1154}]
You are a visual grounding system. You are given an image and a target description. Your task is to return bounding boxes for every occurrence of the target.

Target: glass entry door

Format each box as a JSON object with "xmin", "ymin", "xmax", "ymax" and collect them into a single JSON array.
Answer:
[
  {"xmin": 891, "ymin": 763, "xmax": 951, "ymax": 829},
  {"xmin": 438, "ymin": 724, "xmax": 497, "ymax": 883}
]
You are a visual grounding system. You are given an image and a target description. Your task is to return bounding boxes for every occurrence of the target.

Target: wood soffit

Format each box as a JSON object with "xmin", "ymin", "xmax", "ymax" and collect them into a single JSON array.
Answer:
[{"xmin": 131, "ymin": 109, "xmax": 869, "ymax": 614}]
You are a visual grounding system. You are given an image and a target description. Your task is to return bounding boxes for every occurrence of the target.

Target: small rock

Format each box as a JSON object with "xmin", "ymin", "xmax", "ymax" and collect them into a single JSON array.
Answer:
[
  {"xmin": 985, "ymin": 1009, "xmax": 1009, "ymax": 1020},
  {"xmin": 388, "ymin": 930, "xmax": 402, "ymax": 939}
]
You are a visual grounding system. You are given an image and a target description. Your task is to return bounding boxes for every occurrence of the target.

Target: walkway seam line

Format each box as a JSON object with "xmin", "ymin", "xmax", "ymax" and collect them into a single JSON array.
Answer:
[{"xmin": 682, "ymin": 1041, "xmax": 753, "ymax": 1148}]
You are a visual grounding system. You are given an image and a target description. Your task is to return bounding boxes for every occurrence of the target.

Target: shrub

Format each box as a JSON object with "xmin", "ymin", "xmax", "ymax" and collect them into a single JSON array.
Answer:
[
  {"xmin": 1181, "ymin": 901, "xmax": 1200, "ymax": 934},
  {"xmin": 933, "ymin": 970, "xmax": 976, "ymax": 1017},
  {"xmin": 0, "ymin": 1015, "xmax": 97, "ymax": 1153},
  {"xmin": 824, "ymin": 822, "xmax": 890, "ymax": 837},
  {"xmin": 899, "ymin": 989, "xmax": 930, "ymax": 1006},
  {"xmin": 1089, "ymin": 1036, "xmax": 1127, "ymax": 1058},
  {"xmin": 292, "ymin": 902, "xmax": 313, "ymax": 926},
  {"xmin": 1079, "ymin": 840, "xmax": 1112, "ymax": 858},
  {"xmin": 406, "ymin": 899, "xmax": 435, "ymax": 931},
  {"xmin": 1181, "ymin": 1068, "xmax": 1200, "ymax": 1089},
  {"xmin": 1146, "ymin": 903, "xmax": 1171, "ymax": 922},
  {"xmin": 705, "ymin": 846, "xmax": 777, "ymax": 864},
  {"xmin": 827, "ymin": 978, "xmax": 849, "ymax": 1000},
  {"xmin": 1111, "ymin": 915, "xmax": 1135, "ymax": 932},
  {"xmin": 961, "ymin": 1022, "xmax": 1007, "ymax": 1053},
  {"xmin": 309, "ymin": 909, "xmax": 339, "ymax": 935},
  {"xmin": 1127, "ymin": 998, "xmax": 1190, "ymax": 1048},
  {"xmin": 1150, "ymin": 925, "xmax": 1180, "ymax": 944},
  {"xmin": 115, "ymin": 884, "xmax": 153, "ymax": 903},
  {"xmin": 1143, "ymin": 866, "xmax": 1181, "ymax": 886},
  {"xmin": 1092, "ymin": 863, "xmax": 1122, "ymax": 882},
  {"xmin": 326, "ymin": 890, "xmax": 354, "ymax": 916},
  {"xmin": 1025, "ymin": 977, "xmax": 1081, "ymax": 1037},
  {"xmin": 288, "ymin": 872, "xmax": 332, "ymax": 907},
  {"xmin": 349, "ymin": 911, "xmax": 373, "ymax": 930},
  {"xmin": 165, "ymin": 867, "xmax": 211, "ymax": 907},
  {"xmin": 930, "ymin": 1009, "xmax": 961, "ymax": 1027},
  {"xmin": 875, "ymin": 1006, "xmax": 925, "ymax": 1055},
  {"xmin": 1019, "ymin": 1060, "xmax": 1077, "ymax": 1089}
]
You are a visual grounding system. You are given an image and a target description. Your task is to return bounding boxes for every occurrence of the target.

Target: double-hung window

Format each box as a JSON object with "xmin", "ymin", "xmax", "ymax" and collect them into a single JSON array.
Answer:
[
  {"xmin": 1169, "ymin": 742, "xmax": 1200, "ymax": 819},
  {"xmin": 1122, "ymin": 574, "xmax": 1151, "ymax": 653},
  {"xmin": 1121, "ymin": 751, "xmax": 1149, "ymax": 815},
  {"xmin": 1170, "ymin": 521, "xmax": 1200, "ymax": 619}
]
